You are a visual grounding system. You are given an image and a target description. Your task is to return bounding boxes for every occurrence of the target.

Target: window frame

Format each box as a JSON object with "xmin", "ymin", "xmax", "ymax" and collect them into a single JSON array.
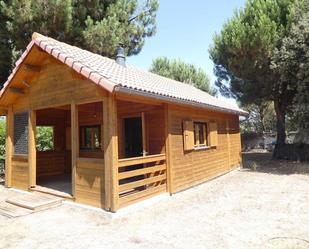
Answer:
[
  {"xmin": 79, "ymin": 125, "xmax": 101, "ymax": 151},
  {"xmin": 193, "ymin": 122, "xmax": 209, "ymax": 149},
  {"xmin": 35, "ymin": 125, "xmax": 55, "ymax": 152}
]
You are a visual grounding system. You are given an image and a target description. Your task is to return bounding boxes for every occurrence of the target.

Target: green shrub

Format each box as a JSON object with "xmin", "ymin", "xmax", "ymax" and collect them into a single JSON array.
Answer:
[{"xmin": 36, "ymin": 126, "xmax": 54, "ymax": 152}]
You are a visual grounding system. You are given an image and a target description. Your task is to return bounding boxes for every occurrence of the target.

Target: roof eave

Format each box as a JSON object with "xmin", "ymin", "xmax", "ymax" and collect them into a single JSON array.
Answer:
[{"xmin": 114, "ymin": 86, "xmax": 248, "ymax": 116}]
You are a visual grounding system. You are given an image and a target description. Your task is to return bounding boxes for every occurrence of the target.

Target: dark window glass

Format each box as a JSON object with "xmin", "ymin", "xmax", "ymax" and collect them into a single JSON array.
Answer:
[
  {"xmin": 80, "ymin": 125, "xmax": 101, "ymax": 150},
  {"xmin": 193, "ymin": 122, "xmax": 208, "ymax": 147}
]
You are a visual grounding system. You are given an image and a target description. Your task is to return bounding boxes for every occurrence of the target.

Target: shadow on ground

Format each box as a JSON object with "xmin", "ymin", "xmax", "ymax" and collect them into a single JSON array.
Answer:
[{"xmin": 242, "ymin": 151, "xmax": 309, "ymax": 175}]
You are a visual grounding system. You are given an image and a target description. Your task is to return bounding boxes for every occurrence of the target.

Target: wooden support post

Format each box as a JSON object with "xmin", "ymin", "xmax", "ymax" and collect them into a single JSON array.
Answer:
[
  {"xmin": 28, "ymin": 110, "xmax": 36, "ymax": 188},
  {"xmin": 71, "ymin": 102, "xmax": 78, "ymax": 197},
  {"xmin": 164, "ymin": 104, "xmax": 173, "ymax": 194},
  {"xmin": 5, "ymin": 106, "xmax": 13, "ymax": 188},
  {"xmin": 141, "ymin": 112, "xmax": 147, "ymax": 156},
  {"xmin": 226, "ymin": 119, "xmax": 231, "ymax": 169},
  {"xmin": 104, "ymin": 94, "xmax": 119, "ymax": 212}
]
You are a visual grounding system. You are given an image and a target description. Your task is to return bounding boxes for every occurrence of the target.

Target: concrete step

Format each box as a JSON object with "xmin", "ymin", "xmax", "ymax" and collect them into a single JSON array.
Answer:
[
  {"xmin": 0, "ymin": 202, "xmax": 33, "ymax": 218},
  {"xmin": 6, "ymin": 192, "xmax": 63, "ymax": 212}
]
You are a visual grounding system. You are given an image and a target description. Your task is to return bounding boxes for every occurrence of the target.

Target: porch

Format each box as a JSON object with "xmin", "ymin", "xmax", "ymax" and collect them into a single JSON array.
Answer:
[{"xmin": 6, "ymin": 94, "xmax": 169, "ymax": 212}]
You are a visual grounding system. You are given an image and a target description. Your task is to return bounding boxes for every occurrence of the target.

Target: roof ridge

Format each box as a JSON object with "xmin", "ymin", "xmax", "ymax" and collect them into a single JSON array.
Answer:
[{"xmin": 32, "ymin": 32, "xmax": 117, "ymax": 65}]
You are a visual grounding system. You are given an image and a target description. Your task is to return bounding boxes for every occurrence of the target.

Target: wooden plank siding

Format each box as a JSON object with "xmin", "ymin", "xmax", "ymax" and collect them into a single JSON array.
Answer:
[
  {"xmin": 75, "ymin": 158, "xmax": 105, "ymax": 208},
  {"xmin": 3, "ymin": 48, "xmax": 243, "ymax": 211},
  {"xmin": 6, "ymin": 55, "xmax": 108, "ymax": 208},
  {"xmin": 167, "ymin": 105, "xmax": 242, "ymax": 193},
  {"xmin": 12, "ymin": 57, "xmax": 107, "ymax": 113},
  {"xmin": 228, "ymin": 116, "xmax": 242, "ymax": 169},
  {"xmin": 36, "ymin": 108, "xmax": 71, "ymax": 178},
  {"xmin": 11, "ymin": 156, "xmax": 29, "ymax": 190},
  {"xmin": 5, "ymin": 106, "xmax": 13, "ymax": 187}
]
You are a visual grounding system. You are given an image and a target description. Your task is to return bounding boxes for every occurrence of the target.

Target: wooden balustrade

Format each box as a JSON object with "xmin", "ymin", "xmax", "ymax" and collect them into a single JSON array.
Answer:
[{"xmin": 117, "ymin": 153, "xmax": 167, "ymax": 208}]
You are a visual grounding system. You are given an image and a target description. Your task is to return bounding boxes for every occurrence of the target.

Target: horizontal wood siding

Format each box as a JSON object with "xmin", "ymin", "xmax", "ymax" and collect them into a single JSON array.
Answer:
[
  {"xmin": 168, "ymin": 105, "xmax": 242, "ymax": 193},
  {"xmin": 228, "ymin": 117, "xmax": 242, "ymax": 169},
  {"xmin": 75, "ymin": 158, "xmax": 105, "ymax": 208},
  {"xmin": 37, "ymin": 151, "xmax": 67, "ymax": 177},
  {"xmin": 11, "ymin": 156, "xmax": 29, "ymax": 190},
  {"xmin": 146, "ymin": 110, "xmax": 166, "ymax": 155},
  {"xmin": 12, "ymin": 58, "xmax": 107, "ymax": 112},
  {"xmin": 36, "ymin": 108, "xmax": 71, "ymax": 177}
]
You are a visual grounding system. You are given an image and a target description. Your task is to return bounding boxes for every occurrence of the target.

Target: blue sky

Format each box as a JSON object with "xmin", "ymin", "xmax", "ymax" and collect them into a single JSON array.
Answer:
[{"xmin": 128, "ymin": 0, "xmax": 246, "ymax": 95}]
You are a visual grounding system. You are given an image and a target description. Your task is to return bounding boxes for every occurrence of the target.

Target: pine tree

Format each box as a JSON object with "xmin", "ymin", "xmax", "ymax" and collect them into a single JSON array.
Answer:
[
  {"xmin": 209, "ymin": 0, "xmax": 305, "ymax": 154},
  {"xmin": 0, "ymin": 0, "xmax": 158, "ymax": 86},
  {"xmin": 272, "ymin": 3, "xmax": 309, "ymax": 143},
  {"xmin": 150, "ymin": 57, "xmax": 214, "ymax": 95}
]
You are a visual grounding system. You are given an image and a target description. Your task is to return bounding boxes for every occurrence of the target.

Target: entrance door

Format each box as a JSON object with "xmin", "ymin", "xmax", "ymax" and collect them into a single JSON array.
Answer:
[
  {"xmin": 122, "ymin": 117, "xmax": 144, "ymax": 187},
  {"xmin": 124, "ymin": 117, "xmax": 143, "ymax": 158}
]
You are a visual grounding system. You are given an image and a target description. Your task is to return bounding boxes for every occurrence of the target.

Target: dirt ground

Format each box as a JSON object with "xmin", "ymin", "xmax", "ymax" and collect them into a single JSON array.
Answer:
[{"xmin": 1, "ymin": 152, "xmax": 309, "ymax": 249}]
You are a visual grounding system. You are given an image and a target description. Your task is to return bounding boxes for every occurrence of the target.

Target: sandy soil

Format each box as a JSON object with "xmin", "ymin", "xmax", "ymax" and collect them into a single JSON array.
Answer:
[{"xmin": 0, "ymin": 152, "xmax": 309, "ymax": 249}]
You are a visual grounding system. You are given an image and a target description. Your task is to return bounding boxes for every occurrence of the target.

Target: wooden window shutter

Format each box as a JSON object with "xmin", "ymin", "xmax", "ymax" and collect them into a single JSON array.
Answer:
[
  {"xmin": 208, "ymin": 122, "xmax": 218, "ymax": 147},
  {"xmin": 183, "ymin": 120, "xmax": 194, "ymax": 151}
]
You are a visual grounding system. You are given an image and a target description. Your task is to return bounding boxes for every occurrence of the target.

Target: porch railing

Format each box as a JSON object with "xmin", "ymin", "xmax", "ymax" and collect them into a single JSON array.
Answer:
[{"xmin": 118, "ymin": 153, "xmax": 167, "ymax": 208}]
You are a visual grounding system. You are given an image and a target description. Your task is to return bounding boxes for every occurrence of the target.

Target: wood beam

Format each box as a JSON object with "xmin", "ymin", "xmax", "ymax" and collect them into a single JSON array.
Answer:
[
  {"xmin": 28, "ymin": 110, "xmax": 36, "ymax": 188},
  {"xmin": 226, "ymin": 119, "xmax": 231, "ymax": 169},
  {"xmin": 141, "ymin": 112, "xmax": 147, "ymax": 156},
  {"xmin": 5, "ymin": 106, "xmax": 13, "ymax": 188},
  {"xmin": 71, "ymin": 102, "xmax": 78, "ymax": 197},
  {"xmin": 104, "ymin": 93, "xmax": 119, "ymax": 212},
  {"xmin": 164, "ymin": 104, "xmax": 173, "ymax": 194}
]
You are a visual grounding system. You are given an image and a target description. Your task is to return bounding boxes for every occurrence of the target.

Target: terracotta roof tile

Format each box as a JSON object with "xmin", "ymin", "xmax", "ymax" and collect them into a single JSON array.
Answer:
[{"xmin": 0, "ymin": 33, "xmax": 246, "ymax": 115}]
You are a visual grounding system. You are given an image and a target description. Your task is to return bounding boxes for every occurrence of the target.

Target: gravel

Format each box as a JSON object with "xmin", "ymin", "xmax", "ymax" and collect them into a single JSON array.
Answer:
[{"xmin": 0, "ymin": 152, "xmax": 309, "ymax": 249}]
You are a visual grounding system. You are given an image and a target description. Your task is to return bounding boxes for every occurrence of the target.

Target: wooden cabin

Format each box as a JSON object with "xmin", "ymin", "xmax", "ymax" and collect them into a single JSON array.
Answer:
[{"xmin": 0, "ymin": 33, "xmax": 246, "ymax": 212}]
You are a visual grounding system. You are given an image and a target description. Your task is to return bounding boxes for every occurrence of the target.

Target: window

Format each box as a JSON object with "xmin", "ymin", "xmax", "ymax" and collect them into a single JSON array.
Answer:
[
  {"xmin": 36, "ymin": 126, "xmax": 54, "ymax": 152},
  {"xmin": 183, "ymin": 120, "xmax": 218, "ymax": 151},
  {"xmin": 80, "ymin": 125, "xmax": 101, "ymax": 150},
  {"xmin": 194, "ymin": 122, "xmax": 208, "ymax": 148}
]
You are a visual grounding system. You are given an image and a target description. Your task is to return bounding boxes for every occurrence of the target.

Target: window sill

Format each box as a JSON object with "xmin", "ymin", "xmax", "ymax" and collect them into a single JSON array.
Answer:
[
  {"xmin": 193, "ymin": 145, "xmax": 217, "ymax": 151},
  {"xmin": 194, "ymin": 145, "xmax": 210, "ymax": 151},
  {"xmin": 80, "ymin": 149, "xmax": 102, "ymax": 152}
]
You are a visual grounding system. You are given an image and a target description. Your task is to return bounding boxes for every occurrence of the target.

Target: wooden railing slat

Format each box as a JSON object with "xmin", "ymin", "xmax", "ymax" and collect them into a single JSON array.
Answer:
[
  {"xmin": 119, "ymin": 173, "xmax": 166, "ymax": 192},
  {"xmin": 119, "ymin": 184, "xmax": 166, "ymax": 208},
  {"xmin": 118, "ymin": 154, "xmax": 166, "ymax": 168},
  {"xmin": 118, "ymin": 164, "xmax": 166, "ymax": 180}
]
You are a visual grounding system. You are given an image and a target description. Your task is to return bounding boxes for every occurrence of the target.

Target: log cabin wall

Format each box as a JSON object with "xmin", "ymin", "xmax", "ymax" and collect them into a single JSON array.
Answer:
[
  {"xmin": 11, "ymin": 155, "xmax": 29, "ymax": 190},
  {"xmin": 11, "ymin": 55, "xmax": 107, "ymax": 113},
  {"xmin": 117, "ymin": 99, "xmax": 166, "ymax": 158},
  {"xmin": 75, "ymin": 102, "xmax": 105, "ymax": 207},
  {"xmin": 6, "ymin": 54, "xmax": 108, "ymax": 208},
  {"xmin": 78, "ymin": 102, "xmax": 104, "ymax": 158},
  {"xmin": 228, "ymin": 116, "xmax": 242, "ymax": 168},
  {"xmin": 3, "ymin": 45, "xmax": 243, "ymax": 210},
  {"xmin": 36, "ymin": 108, "xmax": 71, "ymax": 178},
  {"xmin": 167, "ymin": 104, "xmax": 242, "ymax": 193},
  {"xmin": 146, "ymin": 110, "xmax": 166, "ymax": 155}
]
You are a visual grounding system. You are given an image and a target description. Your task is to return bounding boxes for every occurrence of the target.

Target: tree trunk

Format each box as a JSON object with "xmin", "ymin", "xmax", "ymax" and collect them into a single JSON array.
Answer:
[{"xmin": 273, "ymin": 98, "xmax": 286, "ymax": 158}]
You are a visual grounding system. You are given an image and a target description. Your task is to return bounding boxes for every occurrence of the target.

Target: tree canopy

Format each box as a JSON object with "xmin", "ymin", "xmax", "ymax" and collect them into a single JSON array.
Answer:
[
  {"xmin": 150, "ymin": 57, "xmax": 214, "ymax": 95},
  {"xmin": 272, "ymin": 3, "xmax": 309, "ymax": 143},
  {"xmin": 0, "ymin": 0, "xmax": 159, "ymax": 85},
  {"xmin": 240, "ymin": 102, "xmax": 276, "ymax": 134},
  {"xmin": 209, "ymin": 0, "xmax": 306, "ymax": 150}
]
